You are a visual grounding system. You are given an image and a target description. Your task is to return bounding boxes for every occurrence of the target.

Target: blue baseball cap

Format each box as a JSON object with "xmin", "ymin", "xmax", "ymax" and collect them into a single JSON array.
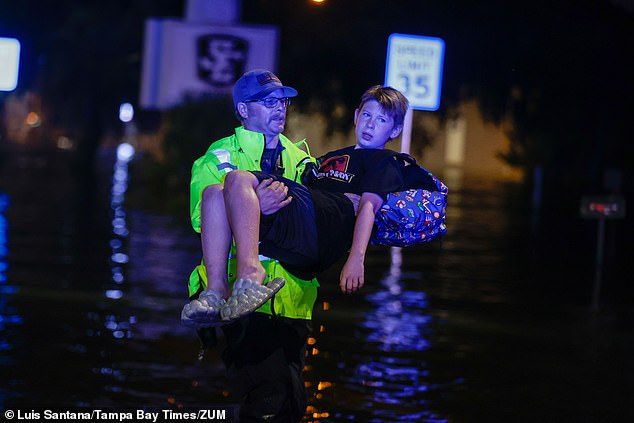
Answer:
[{"xmin": 232, "ymin": 69, "xmax": 298, "ymax": 108}]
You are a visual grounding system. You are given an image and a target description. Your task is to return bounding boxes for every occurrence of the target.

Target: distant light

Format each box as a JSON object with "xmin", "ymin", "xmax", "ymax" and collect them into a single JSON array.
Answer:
[
  {"xmin": 116, "ymin": 142, "xmax": 135, "ymax": 162},
  {"xmin": 25, "ymin": 112, "xmax": 41, "ymax": 127},
  {"xmin": 311, "ymin": 0, "xmax": 325, "ymax": 3},
  {"xmin": 111, "ymin": 252, "xmax": 129, "ymax": 264},
  {"xmin": 119, "ymin": 102, "xmax": 134, "ymax": 122},
  {"xmin": 0, "ymin": 37, "xmax": 20, "ymax": 91},
  {"xmin": 105, "ymin": 289, "xmax": 123, "ymax": 299},
  {"xmin": 112, "ymin": 217, "xmax": 126, "ymax": 229},
  {"xmin": 105, "ymin": 321, "xmax": 118, "ymax": 330},
  {"xmin": 56, "ymin": 136, "xmax": 73, "ymax": 150},
  {"xmin": 112, "ymin": 222, "xmax": 128, "ymax": 236}
]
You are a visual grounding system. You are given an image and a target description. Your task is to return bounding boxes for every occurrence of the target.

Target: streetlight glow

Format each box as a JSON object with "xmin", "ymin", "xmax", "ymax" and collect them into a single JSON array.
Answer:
[{"xmin": 119, "ymin": 102, "xmax": 134, "ymax": 123}]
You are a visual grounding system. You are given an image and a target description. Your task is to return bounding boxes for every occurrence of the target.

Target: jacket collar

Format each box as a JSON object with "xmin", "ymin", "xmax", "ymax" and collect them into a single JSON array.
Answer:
[{"xmin": 235, "ymin": 126, "xmax": 288, "ymax": 158}]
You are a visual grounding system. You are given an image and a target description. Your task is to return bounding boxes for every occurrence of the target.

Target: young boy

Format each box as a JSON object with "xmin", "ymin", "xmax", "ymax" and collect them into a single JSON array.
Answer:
[{"xmin": 183, "ymin": 85, "xmax": 432, "ymax": 327}]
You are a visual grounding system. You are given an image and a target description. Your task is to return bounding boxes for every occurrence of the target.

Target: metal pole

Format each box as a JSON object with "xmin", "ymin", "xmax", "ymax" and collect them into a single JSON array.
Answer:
[
  {"xmin": 591, "ymin": 217, "xmax": 605, "ymax": 311},
  {"xmin": 391, "ymin": 108, "xmax": 414, "ymax": 267},
  {"xmin": 531, "ymin": 165, "xmax": 543, "ymax": 234},
  {"xmin": 399, "ymin": 107, "xmax": 414, "ymax": 155}
]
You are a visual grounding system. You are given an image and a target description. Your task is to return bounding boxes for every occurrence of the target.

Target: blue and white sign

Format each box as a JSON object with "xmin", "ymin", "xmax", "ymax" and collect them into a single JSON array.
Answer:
[
  {"xmin": 385, "ymin": 33, "xmax": 445, "ymax": 111},
  {"xmin": 0, "ymin": 37, "xmax": 20, "ymax": 92}
]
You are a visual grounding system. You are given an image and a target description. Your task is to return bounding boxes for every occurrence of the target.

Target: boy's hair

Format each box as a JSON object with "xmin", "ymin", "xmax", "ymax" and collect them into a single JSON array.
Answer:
[{"xmin": 357, "ymin": 85, "xmax": 409, "ymax": 127}]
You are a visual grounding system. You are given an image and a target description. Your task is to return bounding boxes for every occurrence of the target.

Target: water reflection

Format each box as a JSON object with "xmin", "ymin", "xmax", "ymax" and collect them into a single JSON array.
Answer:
[
  {"xmin": 351, "ymin": 264, "xmax": 447, "ymax": 423},
  {"xmin": 2, "ymin": 151, "xmax": 632, "ymax": 421},
  {"xmin": 106, "ymin": 143, "xmax": 135, "ymax": 302},
  {"xmin": 0, "ymin": 192, "xmax": 22, "ymax": 332},
  {"xmin": 86, "ymin": 145, "xmax": 227, "ymax": 409},
  {"xmin": 83, "ymin": 142, "xmax": 141, "ymax": 396},
  {"xmin": 0, "ymin": 192, "xmax": 23, "ymax": 408},
  {"xmin": 360, "ymin": 264, "xmax": 431, "ymax": 352},
  {"xmin": 304, "ymin": 259, "xmax": 453, "ymax": 423}
]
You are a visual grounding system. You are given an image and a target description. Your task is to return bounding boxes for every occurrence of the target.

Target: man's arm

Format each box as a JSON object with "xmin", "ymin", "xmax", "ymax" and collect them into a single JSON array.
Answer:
[{"xmin": 339, "ymin": 192, "xmax": 383, "ymax": 293}]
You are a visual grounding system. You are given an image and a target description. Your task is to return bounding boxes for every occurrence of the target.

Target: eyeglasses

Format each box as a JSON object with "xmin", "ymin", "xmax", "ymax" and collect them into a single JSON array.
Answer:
[{"xmin": 245, "ymin": 97, "xmax": 292, "ymax": 108}]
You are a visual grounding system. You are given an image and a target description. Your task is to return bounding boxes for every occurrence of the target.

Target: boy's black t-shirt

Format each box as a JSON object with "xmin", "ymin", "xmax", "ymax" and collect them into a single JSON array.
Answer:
[
  {"xmin": 309, "ymin": 146, "xmax": 405, "ymax": 196},
  {"xmin": 305, "ymin": 146, "xmax": 408, "ymax": 275}
]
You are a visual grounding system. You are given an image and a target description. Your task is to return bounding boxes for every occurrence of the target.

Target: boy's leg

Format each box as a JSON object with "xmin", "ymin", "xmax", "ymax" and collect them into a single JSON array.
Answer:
[
  {"xmin": 180, "ymin": 183, "xmax": 231, "ymax": 328},
  {"xmin": 200, "ymin": 184, "xmax": 231, "ymax": 299},
  {"xmin": 223, "ymin": 171, "xmax": 267, "ymax": 284}
]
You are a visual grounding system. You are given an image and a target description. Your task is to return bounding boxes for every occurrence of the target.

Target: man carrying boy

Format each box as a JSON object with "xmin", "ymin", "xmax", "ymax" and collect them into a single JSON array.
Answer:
[
  {"xmin": 183, "ymin": 85, "xmax": 435, "ymax": 324},
  {"xmin": 186, "ymin": 69, "xmax": 318, "ymax": 423}
]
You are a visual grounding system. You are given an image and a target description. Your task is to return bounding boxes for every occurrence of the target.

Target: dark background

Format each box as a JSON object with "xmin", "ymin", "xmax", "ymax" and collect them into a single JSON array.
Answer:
[{"xmin": 1, "ymin": 0, "xmax": 633, "ymax": 291}]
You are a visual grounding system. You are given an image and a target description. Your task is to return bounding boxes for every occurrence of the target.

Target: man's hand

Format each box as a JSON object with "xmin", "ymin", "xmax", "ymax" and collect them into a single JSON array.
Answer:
[{"xmin": 256, "ymin": 178, "xmax": 292, "ymax": 215}]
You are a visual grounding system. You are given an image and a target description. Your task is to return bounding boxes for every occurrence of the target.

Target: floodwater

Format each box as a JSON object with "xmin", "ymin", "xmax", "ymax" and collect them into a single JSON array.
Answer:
[{"xmin": 0, "ymin": 147, "xmax": 632, "ymax": 423}]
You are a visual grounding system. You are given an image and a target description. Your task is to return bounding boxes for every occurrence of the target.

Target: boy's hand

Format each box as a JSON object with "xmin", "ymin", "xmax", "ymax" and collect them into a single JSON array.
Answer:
[
  {"xmin": 256, "ymin": 178, "xmax": 292, "ymax": 215},
  {"xmin": 339, "ymin": 254, "xmax": 365, "ymax": 294}
]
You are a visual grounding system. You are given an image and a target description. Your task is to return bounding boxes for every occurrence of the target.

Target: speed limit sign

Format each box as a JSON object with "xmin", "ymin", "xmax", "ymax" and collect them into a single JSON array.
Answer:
[{"xmin": 385, "ymin": 33, "xmax": 445, "ymax": 111}]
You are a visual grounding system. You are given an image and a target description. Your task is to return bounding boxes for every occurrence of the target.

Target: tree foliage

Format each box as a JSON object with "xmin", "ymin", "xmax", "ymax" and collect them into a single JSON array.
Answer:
[
  {"xmin": 161, "ymin": 96, "xmax": 237, "ymax": 187},
  {"xmin": 131, "ymin": 96, "xmax": 236, "ymax": 216}
]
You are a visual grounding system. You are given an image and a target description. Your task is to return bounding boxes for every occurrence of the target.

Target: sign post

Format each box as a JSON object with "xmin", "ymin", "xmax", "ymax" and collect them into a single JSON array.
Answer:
[
  {"xmin": 385, "ymin": 33, "xmax": 445, "ymax": 266},
  {"xmin": 579, "ymin": 195, "xmax": 626, "ymax": 310}
]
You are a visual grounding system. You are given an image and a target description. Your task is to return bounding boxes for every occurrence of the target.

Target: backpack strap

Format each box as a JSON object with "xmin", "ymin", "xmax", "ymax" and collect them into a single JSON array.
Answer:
[
  {"xmin": 389, "ymin": 152, "xmax": 442, "ymax": 193},
  {"xmin": 390, "ymin": 152, "xmax": 418, "ymax": 166}
]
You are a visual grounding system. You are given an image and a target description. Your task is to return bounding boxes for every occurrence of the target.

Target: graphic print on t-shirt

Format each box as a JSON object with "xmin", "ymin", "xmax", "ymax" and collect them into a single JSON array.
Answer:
[{"xmin": 316, "ymin": 155, "xmax": 355, "ymax": 183}]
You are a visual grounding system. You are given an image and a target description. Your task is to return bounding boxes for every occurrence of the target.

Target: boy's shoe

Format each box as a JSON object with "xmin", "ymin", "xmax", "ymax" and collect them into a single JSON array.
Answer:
[
  {"xmin": 220, "ymin": 278, "xmax": 285, "ymax": 321},
  {"xmin": 180, "ymin": 288, "xmax": 226, "ymax": 328}
]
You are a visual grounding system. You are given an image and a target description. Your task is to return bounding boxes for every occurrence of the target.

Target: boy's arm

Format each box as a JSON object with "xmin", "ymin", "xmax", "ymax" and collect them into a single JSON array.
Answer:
[{"xmin": 339, "ymin": 192, "xmax": 383, "ymax": 294}]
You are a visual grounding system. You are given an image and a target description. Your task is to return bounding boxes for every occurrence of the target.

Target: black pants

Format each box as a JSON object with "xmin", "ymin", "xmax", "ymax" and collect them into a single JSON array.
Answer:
[{"xmin": 221, "ymin": 313, "xmax": 311, "ymax": 423}]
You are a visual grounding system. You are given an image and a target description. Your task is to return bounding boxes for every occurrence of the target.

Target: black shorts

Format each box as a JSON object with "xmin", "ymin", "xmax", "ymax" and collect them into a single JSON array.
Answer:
[{"xmin": 251, "ymin": 172, "xmax": 320, "ymax": 279}]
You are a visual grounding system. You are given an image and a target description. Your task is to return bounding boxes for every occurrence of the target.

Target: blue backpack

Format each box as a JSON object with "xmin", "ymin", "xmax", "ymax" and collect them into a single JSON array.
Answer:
[{"xmin": 371, "ymin": 155, "xmax": 448, "ymax": 247}]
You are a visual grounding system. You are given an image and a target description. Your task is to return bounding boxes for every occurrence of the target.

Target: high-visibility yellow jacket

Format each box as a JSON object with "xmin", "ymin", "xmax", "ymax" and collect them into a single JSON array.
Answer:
[{"xmin": 188, "ymin": 126, "xmax": 319, "ymax": 319}]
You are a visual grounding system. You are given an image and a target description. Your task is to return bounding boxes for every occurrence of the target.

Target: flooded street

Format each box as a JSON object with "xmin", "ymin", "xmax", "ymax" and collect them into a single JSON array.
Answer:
[{"xmin": 1, "ymin": 148, "xmax": 632, "ymax": 422}]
